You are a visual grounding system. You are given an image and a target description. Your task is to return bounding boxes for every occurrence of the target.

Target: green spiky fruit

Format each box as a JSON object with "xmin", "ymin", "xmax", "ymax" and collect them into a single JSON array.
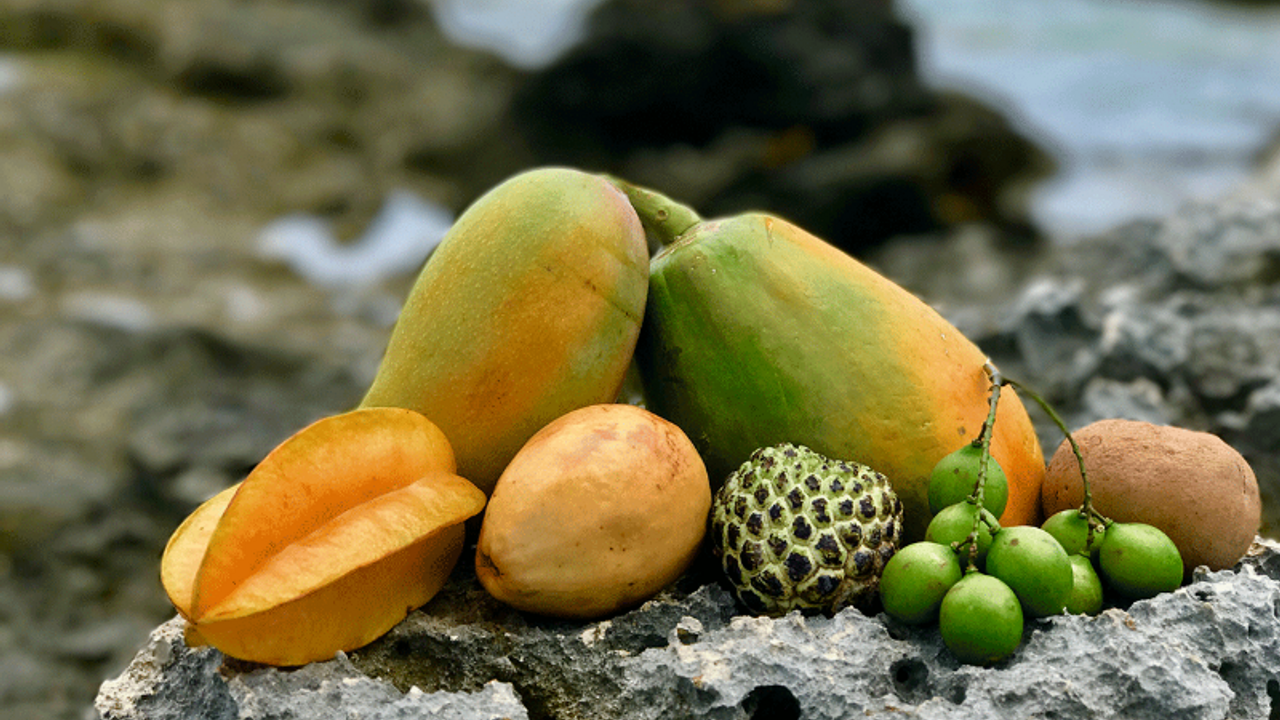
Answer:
[{"xmin": 710, "ymin": 443, "xmax": 904, "ymax": 616}]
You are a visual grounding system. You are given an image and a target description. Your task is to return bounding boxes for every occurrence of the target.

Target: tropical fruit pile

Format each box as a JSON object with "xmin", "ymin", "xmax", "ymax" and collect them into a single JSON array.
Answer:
[{"xmin": 158, "ymin": 166, "xmax": 1260, "ymax": 668}]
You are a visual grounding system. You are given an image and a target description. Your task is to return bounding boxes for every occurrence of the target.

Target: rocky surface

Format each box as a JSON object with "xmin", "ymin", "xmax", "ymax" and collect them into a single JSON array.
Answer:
[
  {"xmin": 94, "ymin": 538, "xmax": 1280, "ymax": 720},
  {"xmin": 0, "ymin": 0, "xmax": 1277, "ymax": 718}
]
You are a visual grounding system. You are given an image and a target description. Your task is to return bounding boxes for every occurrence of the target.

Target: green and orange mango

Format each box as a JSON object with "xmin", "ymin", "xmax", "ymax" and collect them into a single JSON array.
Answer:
[
  {"xmin": 618, "ymin": 181, "xmax": 1044, "ymax": 540},
  {"xmin": 360, "ymin": 168, "xmax": 650, "ymax": 494}
]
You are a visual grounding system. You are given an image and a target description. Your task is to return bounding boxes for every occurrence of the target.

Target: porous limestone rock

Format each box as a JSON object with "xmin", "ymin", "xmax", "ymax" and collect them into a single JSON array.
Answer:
[{"xmin": 96, "ymin": 538, "xmax": 1280, "ymax": 720}]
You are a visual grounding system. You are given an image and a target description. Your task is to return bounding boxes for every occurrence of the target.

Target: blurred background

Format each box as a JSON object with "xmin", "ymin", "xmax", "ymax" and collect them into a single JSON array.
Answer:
[{"xmin": 2, "ymin": 0, "xmax": 1280, "ymax": 717}]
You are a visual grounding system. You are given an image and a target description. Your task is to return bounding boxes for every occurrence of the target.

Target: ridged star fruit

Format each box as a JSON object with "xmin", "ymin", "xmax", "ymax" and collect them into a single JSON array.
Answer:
[
  {"xmin": 361, "ymin": 167, "xmax": 649, "ymax": 494},
  {"xmin": 615, "ymin": 179, "xmax": 1044, "ymax": 540},
  {"xmin": 160, "ymin": 408, "xmax": 486, "ymax": 666}
]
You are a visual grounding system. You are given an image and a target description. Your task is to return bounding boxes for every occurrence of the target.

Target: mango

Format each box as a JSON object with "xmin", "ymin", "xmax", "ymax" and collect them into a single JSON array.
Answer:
[
  {"xmin": 160, "ymin": 408, "xmax": 486, "ymax": 665},
  {"xmin": 616, "ymin": 180, "xmax": 1044, "ymax": 541},
  {"xmin": 475, "ymin": 404, "xmax": 710, "ymax": 619},
  {"xmin": 360, "ymin": 167, "xmax": 649, "ymax": 494}
]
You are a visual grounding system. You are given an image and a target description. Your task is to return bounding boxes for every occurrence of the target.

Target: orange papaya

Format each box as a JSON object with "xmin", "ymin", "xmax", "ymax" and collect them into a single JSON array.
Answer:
[
  {"xmin": 361, "ymin": 168, "xmax": 649, "ymax": 494},
  {"xmin": 618, "ymin": 180, "xmax": 1043, "ymax": 541}
]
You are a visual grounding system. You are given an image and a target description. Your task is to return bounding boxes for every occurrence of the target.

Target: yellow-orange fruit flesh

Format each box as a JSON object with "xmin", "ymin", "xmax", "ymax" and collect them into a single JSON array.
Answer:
[
  {"xmin": 159, "ymin": 408, "xmax": 485, "ymax": 666},
  {"xmin": 639, "ymin": 213, "xmax": 1044, "ymax": 540},
  {"xmin": 190, "ymin": 408, "xmax": 456, "ymax": 618},
  {"xmin": 360, "ymin": 167, "xmax": 649, "ymax": 494},
  {"xmin": 475, "ymin": 404, "xmax": 710, "ymax": 619},
  {"xmin": 1042, "ymin": 418, "xmax": 1260, "ymax": 574}
]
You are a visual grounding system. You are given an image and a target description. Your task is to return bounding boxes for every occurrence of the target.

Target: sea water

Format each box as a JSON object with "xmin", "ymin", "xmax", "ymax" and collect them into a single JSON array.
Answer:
[{"xmin": 435, "ymin": 0, "xmax": 1280, "ymax": 241}]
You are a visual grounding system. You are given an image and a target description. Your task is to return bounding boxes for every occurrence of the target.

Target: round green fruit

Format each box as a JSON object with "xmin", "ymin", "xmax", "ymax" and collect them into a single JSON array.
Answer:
[
  {"xmin": 925, "ymin": 502, "xmax": 994, "ymax": 567},
  {"xmin": 985, "ymin": 525, "xmax": 1073, "ymax": 618},
  {"xmin": 1041, "ymin": 508, "xmax": 1105, "ymax": 558},
  {"xmin": 939, "ymin": 572, "xmax": 1024, "ymax": 665},
  {"xmin": 1097, "ymin": 522, "xmax": 1184, "ymax": 600},
  {"xmin": 1063, "ymin": 554, "xmax": 1104, "ymax": 615},
  {"xmin": 928, "ymin": 444, "xmax": 1009, "ymax": 518},
  {"xmin": 879, "ymin": 541, "xmax": 963, "ymax": 625}
]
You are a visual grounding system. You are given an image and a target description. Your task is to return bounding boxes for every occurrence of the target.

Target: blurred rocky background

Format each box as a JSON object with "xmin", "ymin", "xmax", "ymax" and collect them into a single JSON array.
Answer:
[{"xmin": 1, "ymin": 0, "xmax": 1279, "ymax": 718}]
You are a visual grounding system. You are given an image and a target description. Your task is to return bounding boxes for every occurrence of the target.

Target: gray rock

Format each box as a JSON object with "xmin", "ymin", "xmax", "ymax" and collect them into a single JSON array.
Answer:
[{"xmin": 95, "ymin": 539, "xmax": 1280, "ymax": 720}]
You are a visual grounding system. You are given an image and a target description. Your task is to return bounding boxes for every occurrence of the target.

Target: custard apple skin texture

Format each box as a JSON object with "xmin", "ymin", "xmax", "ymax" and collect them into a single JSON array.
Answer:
[{"xmin": 711, "ymin": 443, "xmax": 904, "ymax": 616}]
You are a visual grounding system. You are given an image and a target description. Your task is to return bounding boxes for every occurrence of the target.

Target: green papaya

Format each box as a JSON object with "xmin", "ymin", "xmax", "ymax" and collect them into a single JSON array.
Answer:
[
  {"xmin": 360, "ymin": 168, "xmax": 649, "ymax": 494},
  {"xmin": 617, "ymin": 181, "xmax": 1043, "ymax": 540}
]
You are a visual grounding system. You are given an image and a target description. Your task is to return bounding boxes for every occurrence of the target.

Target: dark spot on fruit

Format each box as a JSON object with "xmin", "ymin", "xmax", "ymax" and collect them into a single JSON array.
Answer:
[
  {"xmin": 860, "ymin": 497, "xmax": 877, "ymax": 519},
  {"xmin": 805, "ymin": 474, "xmax": 821, "ymax": 491},
  {"xmin": 739, "ymin": 468, "xmax": 756, "ymax": 489},
  {"xmin": 851, "ymin": 481, "xmax": 864, "ymax": 494},
  {"xmin": 852, "ymin": 550, "xmax": 875, "ymax": 576},
  {"xmin": 793, "ymin": 516, "xmax": 813, "ymax": 540},
  {"xmin": 1009, "ymin": 538, "xmax": 1020, "ymax": 547},
  {"xmin": 787, "ymin": 487, "xmax": 805, "ymax": 510},
  {"xmin": 786, "ymin": 552, "xmax": 813, "ymax": 582},
  {"xmin": 814, "ymin": 573, "xmax": 841, "ymax": 598},
  {"xmin": 733, "ymin": 496, "xmax": 748, "ymax": 520},
  {"xmin": 841, "ymin": 522, "xmax": 863, "ymax": 546},
  {"xmin": 724, "ymin": 554, "xmax": 742, "ymax": 584},
  {"xmin": 884, "ymin": 519, "xmax": 897, "ymax": 541},
  {"xmin": 811, "ymin": 497, "xmax": 831, "ymax": 523},
  {"xmin": 838, "ymin": 498, "xmax": 855, "ymax": 518},
  {"xmin": 768, "ymin": 502, "xmax": 784, "ymax": 521},
  {"xmin": 753, "ymin": 484, "xmax": 770, "ymax": 505},
  {"xmin": 880, "ymin": 545, "xmax": 897, "ymax": 564},
  {"xmin": 726, "ymin": 523, "xmax": 740, "ymax": 548},
  {"xmin": 783, "ymin": 446, "xmax": 798, "ymax": 458},
  {"xmin": 816, "ymin": 533, "xmax": 842, "ymax": 565},
  {"xmin": 746, "ymin": 512, "xmax": 765, "ymax": 537},
  {"xmin": 741, "ymin": 542, "xmax": 765, "ymax": 571},
  {"xmin": 829, "ymin": 478, "xmax": 844, "ymax": 493},
  {"xmin": 752, "ymin": 570, "xmax": 786, "ymax": 598},
  {"xmin": 768, "ymin": 536, "xmax": 789, "ymax": 558},
  {"xmin": 868, "ymin": 526, "xmax": 882, "ymax": 546}
]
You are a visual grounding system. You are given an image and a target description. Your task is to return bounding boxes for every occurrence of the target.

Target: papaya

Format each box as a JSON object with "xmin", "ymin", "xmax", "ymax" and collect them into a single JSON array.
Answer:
[
  {"xmin": 360, "ymin": 168, "xmax": 649, "ymax": 494},
  {"xmin": 616, "ymin": 180, "xmax": 1043, "ymax": 541}
]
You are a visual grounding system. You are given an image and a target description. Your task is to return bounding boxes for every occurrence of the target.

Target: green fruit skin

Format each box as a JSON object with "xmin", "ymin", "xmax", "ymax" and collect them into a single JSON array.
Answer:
[
  {"xmin": 985, "ymin": 526, "xmax": 1073, "ymax": 618},
  {"xmin": 635, "ymin": 212, "xmax": 1045, "ymax": 541},
  {"xmin": 929, "ymin": 444, "xmax": 1009, "ymax": 517},
  {"xmin": 1063, "ymin": 554, "xmax": 1104, "ymax": 615},
  {"xmin": 1098, "ymin": 523, "xmax": 1184, "ymax": 600},
  {"xmin": 1041, "ymin": 509, "xmax": 1105, "ymax": 559},
  {"xmin": 939, "ymin": 573, "xmax": 1024, "ymax": 665},
  {"xmin": 879, "ymin": 542, "xmax": 963, "ymax": 625},
  {"xmin": 925, "ymin": 502, "xmax": 993, "ymax": 567}
]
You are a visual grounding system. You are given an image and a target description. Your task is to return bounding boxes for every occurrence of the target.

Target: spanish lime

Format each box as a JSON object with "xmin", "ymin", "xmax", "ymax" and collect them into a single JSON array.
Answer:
[
  {"xmin": 928, "ymin": 444, "xmax": 1009, "ymax": 517},
  {"xmin": 1063, "ymin": 554, "xmax": 1104, "ymax": 615},
  {"xmin": 938, "ymin": 572, "xmax": 1023, "ymax": 665},
  {"xmin": 1041, "ymin": 508, "xmax": 1105, "ymax": 558},
  {"xmin": 924, "ymin": 501, "xmax": 994, "ymax": 568},
  {"xmin": 1097, "ymin": 522, "xmax": 1184, "ymax": 600},
  {"xmin": 879, "ymin": 541, "xmax": 963, "ymax": 625},
  {"xmin": 985, "ymin": 525, "xmax": 1072, "ymax": 617}
]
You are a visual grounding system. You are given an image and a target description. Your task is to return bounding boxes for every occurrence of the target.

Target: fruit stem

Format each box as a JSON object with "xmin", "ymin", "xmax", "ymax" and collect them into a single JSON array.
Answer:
[
  {"xmin": 959, "ymin": 361, "xmax": 1005, "ymax": 571},
  {"xmin": 605, "ymin": 175, "xmax": 702, "ymax": 247},
  {"xmin": 1000, "ymin": 376, "xmax": 1108, "ymax": 550}
]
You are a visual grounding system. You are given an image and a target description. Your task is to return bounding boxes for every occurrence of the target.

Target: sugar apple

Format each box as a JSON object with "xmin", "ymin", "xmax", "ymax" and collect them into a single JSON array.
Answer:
[{"xmin": 711, "ymin": 443, "xmax": 904, "ymax": 615}]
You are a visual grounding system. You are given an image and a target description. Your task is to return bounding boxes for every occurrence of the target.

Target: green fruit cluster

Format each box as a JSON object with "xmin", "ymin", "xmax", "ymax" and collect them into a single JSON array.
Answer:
[{"xmin": 880, "ymin": 443, "xmax": 1185, "ymax": 666}]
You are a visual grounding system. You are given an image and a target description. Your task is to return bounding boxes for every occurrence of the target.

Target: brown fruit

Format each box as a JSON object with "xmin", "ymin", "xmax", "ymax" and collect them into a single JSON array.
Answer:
[
  {"xmin": 475, "ymin": 404, "xmax": 710, "ymax": 619},
  {"xmin": 1042, "ymin": 418, "xmax": 1260, "ymax": 574}
]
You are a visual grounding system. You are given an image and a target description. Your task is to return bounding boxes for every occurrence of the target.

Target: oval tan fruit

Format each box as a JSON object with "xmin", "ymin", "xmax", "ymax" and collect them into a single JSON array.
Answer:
[
  {"xmin": 476, "ymin": 404, "xmax": 710, "ymax": 619},
  {"xmin": 1042, "ymin": 418, "xmax": 1260, "ymax": 574}
]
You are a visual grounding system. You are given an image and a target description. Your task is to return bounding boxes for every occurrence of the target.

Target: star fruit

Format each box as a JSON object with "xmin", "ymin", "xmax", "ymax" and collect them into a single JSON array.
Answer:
[{"xmin": 160, "ymin": 407, "xmax": 485, "ymax": 666}]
